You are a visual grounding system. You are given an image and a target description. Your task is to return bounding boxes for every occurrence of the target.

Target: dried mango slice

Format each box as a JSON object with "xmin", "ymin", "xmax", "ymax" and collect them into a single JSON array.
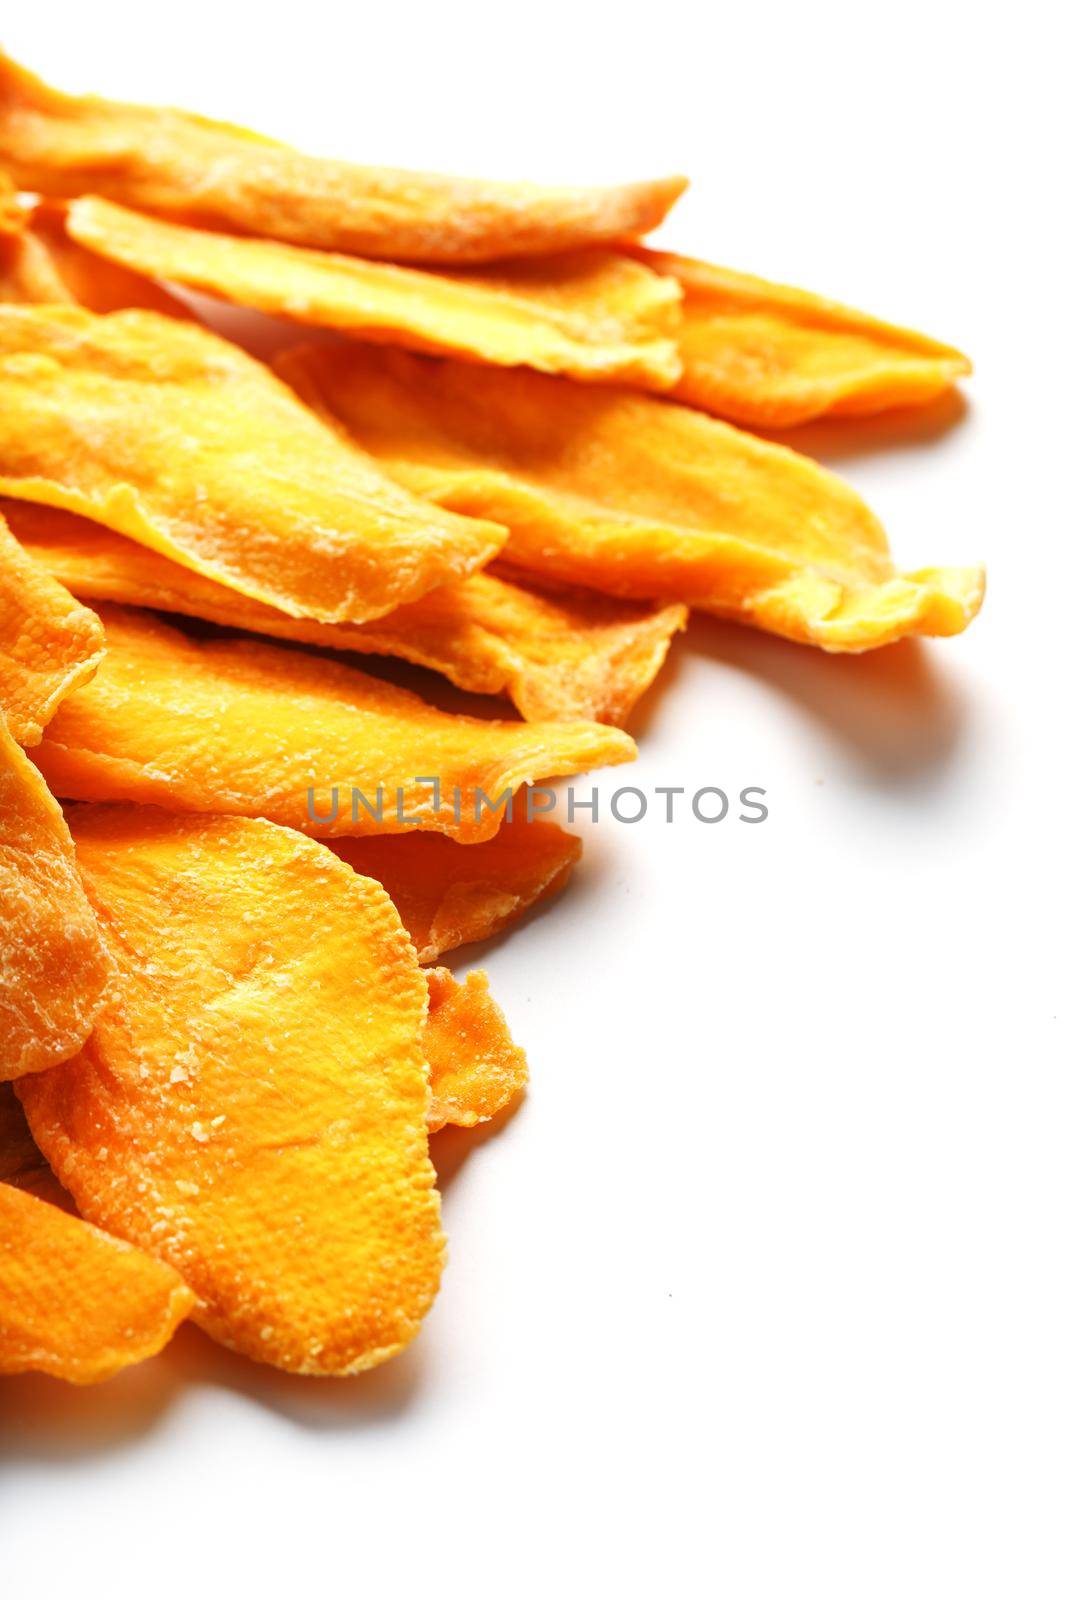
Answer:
[
  {"xmin": 0, "ymin": 305, "xmax": 505, "ymax": 624},
  {"xmin": 329, "ymin": 813, "xmax": 580, "ymax": 962},
  {"xmin": 9, "ymin": 500, "xmax": 684, "ymax": 725},
  {"xmin": 67, "ymin": 199, "xmax": 681, "ymax": 388},
  {"xmin": 0, "ymin": 1181, "xmax": 195, "ymax": 1383},
  {"xmin": 633, "ymin": 248, "xmax": 971, "ymax": 426},
  {"xmin": 0, "ymin": 715, "xmax": 110, "ymax": 1082},
  {"xmin": 0, "ymin": 51, "xmax": 686, "ymax": 264},
  {"xmin": 18, "ymin": 806, "xmax": 445, "ymax": 1375},
  {"xmin": 0, "ymin": 168, "xmax": 22, "ymax": 233},
  {"xmin": 424, "ymin": 969, "xmax": 527, "ymax": 1134},
  {"xmin": 0, "ymin": 509, "xmax": 104, "ymax": 745},
  {"xmin": 0, "ymin": 1082, "xmax": 45, "ymax": 1186},
  {"xmin": 279, "ymin": 344, "xmax": 985, "ymax": 653},
  {"xmin": 1, "ymin": 197, "xmax": 189, "ymax": 313},
  {"xmin": 35, "ymin": 605, "xmax": 636, "ymax": 843}
]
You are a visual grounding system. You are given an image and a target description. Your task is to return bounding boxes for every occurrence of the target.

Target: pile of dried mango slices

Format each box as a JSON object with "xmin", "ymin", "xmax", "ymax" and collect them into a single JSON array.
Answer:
[{"xmin": 0, "ymin": 51, "xmax": 983, "ymax": 1383}]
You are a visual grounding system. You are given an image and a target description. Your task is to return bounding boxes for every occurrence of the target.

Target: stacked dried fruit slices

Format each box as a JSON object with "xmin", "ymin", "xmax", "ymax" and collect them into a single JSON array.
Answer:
[{"xmin": 0, "ymin": 49, "xmax": 983, "ymax": 1383}]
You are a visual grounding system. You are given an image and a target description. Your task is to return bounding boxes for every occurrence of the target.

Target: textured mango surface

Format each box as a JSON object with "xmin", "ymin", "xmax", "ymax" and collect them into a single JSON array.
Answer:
[
  {"xmin": 0, "ymin": 717, "xmax": 110, "ymax": 1082},
  {"xmin": 0, "ymin": 1181, "xmax": 195, "ymax": 1383},
  {"xmin": 280, "ymin": 344, "xmax": 985, "ymax": 652},
  {"xmin": 425, "ymin": 969, "xmax": 528, "ymax": 1134},
  {"xmin": 18, "ymin": 806, "xmax": 446, "ymax": 1375},
  {"xmin": 0, "ymin": 510, "xmax": 104, "ymax": 745},
  {"xmin": 0, "ymin": 52, "xmax": 685, "ymax": 264},
  {"xmin": 10, "ymin": 500, "xmax": 686, "ymax": 726},
  {"xmin": 35, "ymin": 605, "xmax": 636, "ymax": 843},
  {"xmin": 330, "ymin": 813, "xmax": 581, "ymax": 962},
  {"xmin": 635, "ymin": 248, "xmax": 972, "ymax": 427},
  {"xmin": 68, "ymin": 199, "xmax": 681, "ymax": 388},
  {"xmin": 0, "ymin": 304, "xmax": 505, "ymax": 624},
  {"xmin": 0, "ymin": 196, "xmax": 189, "ymax": 314}
]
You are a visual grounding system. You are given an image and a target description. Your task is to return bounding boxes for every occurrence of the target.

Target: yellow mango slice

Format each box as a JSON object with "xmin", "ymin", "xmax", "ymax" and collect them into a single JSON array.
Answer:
[
  {"xmin": 8, "ymin": 500, "xmax": 684, "ymax": 726},
  {"xmin": 18, "ymin": 806, "xmax": 446, "ymax": 1375},
  {"xmin": 1, "ymin": 196, "xmax": 190, "ymax": 313},
  {"xmin": 0, "ymin": 509, "xmax": 104, "ymax": 746},
  {"xmin": 0, "ymin": 304, "xmax": 505, "ymax": 624},
  {"xmin": 0, "ymin": 51, "xmax": 686, "ymax": 265},
  {"xmin": 35, "ymin": 606, "xmax": 635, "ymax": 843},
  {"xmin": 329, "ymin": 812, "xmax": 580, "ymax": 962},
  {"xmin": 67, "ymin": 198, "xmax": 681, "ymax": 388},
  {"xmin": 0, "ymin": 1181, "xmax": 195, "ymax": 1383},
  {"xmin": 0, "ymin": 716, "xmax": 110, "ymax": 1082},
  {"xmin": 633, "ymin": 248, "xmax": 971, "ymax": 426},
  {"xmin": 279, "ymin": 344, "xmax": 985, "ymax": 653},
  {"xmin": 425, "ymin": 968, "xmax": 527, "ymax": 1134}
]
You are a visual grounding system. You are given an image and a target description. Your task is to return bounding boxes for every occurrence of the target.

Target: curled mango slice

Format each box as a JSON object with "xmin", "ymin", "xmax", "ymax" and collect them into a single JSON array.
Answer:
[
  {"xmin": 634, "ymin": 247, "xmax": 971, "ymax": 427},
  {"xmin": 1, "ymin": 195, "xmax": 189, "ymax": 314},
  {"xmin": 0, "ymin": 1181, "xmax": 195, "ymax": 1383},
  {"xmin": 0, "ymin": 509, "xmax": 104, "ymax": 746},
  {"xmin": 0, "ymin": 304, "xmax": 505, "ymax": 624},
  {"xmin": 329, "ymin": 812, "xmax": 580, "ymax": 962},
  {"xmin": 18, "ymin": 806, "xmax": 446, "ymax": 1375},
  {"xmin": 0, "ymin": 716, "xmax": 110, "ymax": 1083},
  {"xmin": 67, "ymin": 199, "xmax": 681, "ymax": 388},
  {"xmin": 0, "ymin": 51, "xmax": 686, "ymax": 265},
  {"xmin": 279, "ymin": 344, "xmax": 985, "ymax": 653},
  {"xmin": 425, "ymin": 969, "xmax": 527, "ymax": 1134},
  {"xmin": 9, "ymin": 500, "xmax": 686, "ymax": 727},
  {"xmin": 35, "ymin": 605, "xmax": 636, "ymax": 844}
]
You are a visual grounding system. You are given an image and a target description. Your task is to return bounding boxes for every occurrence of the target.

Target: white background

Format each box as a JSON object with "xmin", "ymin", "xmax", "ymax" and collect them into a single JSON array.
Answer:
[{"xmin": 1, "ymin": 4, "xmax": 1064, "ymax": 1595}]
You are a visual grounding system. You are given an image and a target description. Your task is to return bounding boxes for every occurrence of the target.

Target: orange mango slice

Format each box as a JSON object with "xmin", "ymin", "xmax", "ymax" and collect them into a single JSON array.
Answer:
[
  {"xmin": 67, "ymin": 198, "xmax": 681, "ymax": 388},
  {"xmin": 0, "ymin": 1180, "xmax": 195, "ymax": 1383},
  {"xmin": 34, "ymin": 605, "xmax": 636, "ymax": 844},
  {"xmin": 634, "ymin": 247, "xmax": 971, "ymax": 427},
  {"xmin": 0, "ymin": 51, "xmax": 686, "ymax": 265},
  {"xmin": 0, "ymin": 509, "xmax": 104, "ymax": 746},
  {"xmin": 0, "ymin": 304, "xmax": 505, "ymax": 624},
  {"xmin": 279, "ymin": 344, "xmax": 985, "ymax": 653},
  {"xmin": 9, "ymin": 499, "xmax": 686, "ymax": 726},
  {"xmin": 0, "ymin": 716, "xmax": 110, "ymax": 1082},
  {"xmin": 1, "ymin": 194, "xmax": 190, "ymax": 314},
  {"xmin": 18, "ymin": 806, "xmax": 446, "ymax": 1375},
  {"xmin": 425, "ymin": 968, "xmax": 527, "ymax": 1134},
  {"xmin": 329, "ymin": 812, "xmax": 580, "ymax": 962}
]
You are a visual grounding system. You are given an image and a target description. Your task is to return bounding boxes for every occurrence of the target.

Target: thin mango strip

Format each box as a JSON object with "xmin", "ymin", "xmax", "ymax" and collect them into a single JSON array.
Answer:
[
  {"xmin": 0, "ymin": 510, "xmax": 104, "ymax": 746},
  {"xmin": 1, "ymin": 197, "xmax": 190, "ymax": 314},
  {"xmin": 0, "ymin": 305, "xmax": 505, "ymax": 625},
  {"xmin": 67, "ymin": 199, "xmax": 681, "ymax": 388},
  {"xmin": 34, "ymin": 606, "xmax": 636, "ymax": 843},
  {"xmin": 8, "ymin": 500, "xmax": 686, "ymax": 726},
  {"xmin": 330, "ymin": 812, "xmax": 580, "ymax": 962},
  {"xmin": 279, "ymin": 344, "xmax": 985, "ymax": 653},
  {"xmin": 633, "ymin": 247, "xmax": 971, "ymax": 426},
  {"xmin": 425, "ymin": 969, "xmax": 527, "ymax": 1134},
  {"xmin": 18, "ymin": 806, "xmax": 445, "ymax": 1375},
  {"xmin": 0, "ymin": 1182, "xmax": 196, "ymax": 1383},
  {"xmin": 0, "ymin": 51, "xmax": 686, "ymax": 265},
  {"xmin": 0, "ymin": 716, "xmax": 110, "ymax": 1082}
]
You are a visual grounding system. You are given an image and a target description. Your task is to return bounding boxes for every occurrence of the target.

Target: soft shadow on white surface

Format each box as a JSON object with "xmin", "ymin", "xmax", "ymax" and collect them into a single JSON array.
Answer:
[{"xmin": 755, "ymin": 390, "xmax": 970, "ymax": 464}]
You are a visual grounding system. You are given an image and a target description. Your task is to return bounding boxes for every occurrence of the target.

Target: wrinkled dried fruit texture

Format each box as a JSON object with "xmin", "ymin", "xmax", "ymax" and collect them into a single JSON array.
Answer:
[
  {"xmin": 9, "ymin": 500, "xmax": 685, "ymax": 726},
  {"xmin": 634, "ymin": 248, "xmax": 972, "ymax": 427},
  {"xmin": 280, "ymin": 345, "xmax": 985, "ymax": 653},
  {"xmin": 18, "ymin": 806, "xmax": 446, "ymax": 1375},
  {"xmin": 0, "ymin": 717, "xmax": 110, "ymax": 1082},
  {"xmin": 424, "ymin": 969, "xmax": 527, "ymax": 1133},
  {"xmin": 0, "ymin": 52, "xmax": 686, "ymax": 264},
  {"xmin": 68, "ymin": 199, "xmax": 681, "ymax": 388},
  {"xmin": 0, "ymin": 305, "xmax": 504, "ymax": 625},
  {"xmin": 330, "ymin": 812, "xmax": 580, "ymax": 962},
  {"xmin": 0, "ymin": 197, "xmax": 190, "ymax": 313},
  {"xmin": 0, "ymin": 510, "xmax": 104, "ymax": 745},
  {"xmin": 35, "ymin": 606, "xmax": 636, "ymax": 843},
  {"xmin": 0, "ymin": 1181, "xmax": 195, "ymax": 1382}
]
